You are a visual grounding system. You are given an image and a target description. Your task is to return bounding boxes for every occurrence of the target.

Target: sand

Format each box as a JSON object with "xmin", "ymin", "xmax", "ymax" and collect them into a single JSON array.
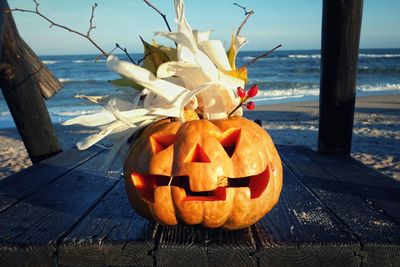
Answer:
[{"xmin": 0, "ymin": 94, "xmax": 399, "ymax": 181}]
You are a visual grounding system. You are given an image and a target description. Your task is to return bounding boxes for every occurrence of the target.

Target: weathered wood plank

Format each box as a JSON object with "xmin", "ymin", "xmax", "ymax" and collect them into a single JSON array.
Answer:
[
  {"xmin": 155, "ymin": 225, "xmax": 257, "ymax": 266},
  {"xmin": 280, "ymin": 145, "xmax": 400, "ymax": 223},
  {"xmin": 318, "ymin": 0, "xmax": 363, "ymax": 154},
  {"xmin": 0, "ymin": 151, "xmax": 118, "ymax": 266},
  {"xmin": 0, "ymin": 147, "xmax": 103, "ymax": 214},
  {"xmin": 285, "ymin": 146, "xmax": 400, "ymax": 221},
  {"xmin": 1, "ymin": 3, "xmax": 62, "ymax": 99},
  {"xmin": 155, "ymin": 225, "xmax": 209, "ymax": 267},
  {"xmin": 253, "ymin": 163, "xmax": 360, "ymax": 267},
  {"xmin": 206, "ymin": 228, "xmax": 257, "ymax": 267},
  {"xmin": 280, "ymin": 145, "xmax": 400, "ymax": 266},
  {"xmin": 0, "ymin": 2, "xmax": 61, "ymax": 163},
  {"xmin": 59, "ymin": 180, "xmax": 157, "ymax": 267}
]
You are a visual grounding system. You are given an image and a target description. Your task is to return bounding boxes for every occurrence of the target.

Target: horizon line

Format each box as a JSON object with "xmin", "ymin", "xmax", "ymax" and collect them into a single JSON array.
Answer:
[{"xmin": 37, "ymin": 47, "xmax": 400, "ymax": 57}]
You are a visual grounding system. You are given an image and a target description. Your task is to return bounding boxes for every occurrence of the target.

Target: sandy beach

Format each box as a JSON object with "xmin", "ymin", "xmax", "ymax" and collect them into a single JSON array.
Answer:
[{"xmin": 0, "ymin": 94, "xmax": 399, "ymax": 181}]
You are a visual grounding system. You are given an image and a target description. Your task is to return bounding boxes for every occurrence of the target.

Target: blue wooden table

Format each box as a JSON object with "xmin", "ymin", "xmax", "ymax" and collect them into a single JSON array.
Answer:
[{"xmin": 0, "ymin": 145, "xmax": 399, "ymax": 266}]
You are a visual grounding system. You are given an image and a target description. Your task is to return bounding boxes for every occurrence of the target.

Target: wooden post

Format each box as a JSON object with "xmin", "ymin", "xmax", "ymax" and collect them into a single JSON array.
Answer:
[
  {"xmin": 318, "ymin": 0, "xmax": 363, "ymax": 155},
  {"xmin": 0, "ymin": 2, "xmax": 62, "ymax": 163}
]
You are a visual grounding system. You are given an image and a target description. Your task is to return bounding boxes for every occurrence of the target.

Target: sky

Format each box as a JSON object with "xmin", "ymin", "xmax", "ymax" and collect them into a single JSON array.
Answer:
[{"xmin": 10, "ymin": 0, "xmax": 400, "ymax": 55}]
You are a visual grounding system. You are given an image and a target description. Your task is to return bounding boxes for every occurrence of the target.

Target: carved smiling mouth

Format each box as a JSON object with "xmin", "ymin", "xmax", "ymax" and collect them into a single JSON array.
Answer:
[{"xmin": 131, "ymin": 166, "xmax": 270, "ymax": 202}]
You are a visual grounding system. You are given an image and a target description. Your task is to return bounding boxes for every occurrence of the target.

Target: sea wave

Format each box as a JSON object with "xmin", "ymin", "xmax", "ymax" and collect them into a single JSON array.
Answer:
[
  {"xmin": 243, "ymin": 56, "xmax": 255, "ymax": 61},
  {"xmin": 253, "ymin": 95, "xmax": 305, "ymax": 102},
  {"xmin": 288, "ymin": 54, "xmax": 321, "ymax": 59},
  {"xmin": 59, "ymin": 78, "xmax": 72, "ymax": 83},
  {"xmin": 256, "ymin": 88, "xmax": 320, "ymax": 98},
  {"xmin": 0, "ymin": 111, "xmax": 11, "ymax": 117},
  {"xmin": 359, "ymin": 53, "xmax": 400, "ymax": 58},
  {"xmin": 242, "ymin": 56, "xmax": 273, "ymax": 62},
  {"xmin": 358, "ymin": 83, "xmax": 400, "ymax": 92},
  {"xmin": 42, "ymin": 60, "xmax": 58, "ymax": 65},
  {"xmin": 73, "ymin": 59, "xmax": 106, "ymax": 64},
  {"xmin": 52, "ymin": 109, "xmax": 101, "ymax": 117},
  {"xmin": 242, "ymin": 56, "xmax": 285, "ymax": 62},
  {"xmin": 358, "ymin": 66, "xmax": 400, "ymax": 74},
  {"xmin": 58, "ymin": 78, "xmax": 108, "ymax": 84}
]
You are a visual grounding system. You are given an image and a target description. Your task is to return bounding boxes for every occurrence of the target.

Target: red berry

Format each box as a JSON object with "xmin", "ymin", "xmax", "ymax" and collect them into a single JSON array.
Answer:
[
  {"xmin": 247, "ymin": 84, "xmax": 259, "ymax": 97},
  {"xmin": 246, "ymin": 101, "xmax": 256, "ymax": 110},
  {"xmin": 237, "ymin": 87, "xmax": 246, "ymax": 98}
]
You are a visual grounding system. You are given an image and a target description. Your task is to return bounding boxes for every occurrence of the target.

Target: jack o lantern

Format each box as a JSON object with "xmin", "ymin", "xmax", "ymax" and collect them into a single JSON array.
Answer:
[{"xmin": 124, "ymin": 116, "xmax": 282, "ymax": 230}]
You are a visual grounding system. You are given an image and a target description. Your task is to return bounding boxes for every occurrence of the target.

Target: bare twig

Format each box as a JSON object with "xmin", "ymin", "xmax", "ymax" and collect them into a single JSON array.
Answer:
[
  {"xmin": 233, "ymin": 3, "xmax": 252, "ymax": 15},
  {"xmin": 11, "ymin": 0, "xmax": 107, "ymax": 56},
  {"xmin": 234, "ymin": 3, "xmax": 254, "ymax": 37},
  {"xmin": 87, "ymin": 3, "xmax": 97, "ymax": 37},
  {"xmin": 95, "ymin": 45, "xmax": 118, "ymax": 62},
  {"xmin": 115, "ymin": 43, "xmax": 136, "ymax": 64},
  {"xmin": 242, "ymin": 44, "xmax": 282, "ymax": 68},
  {"xmin": 113, "ymin": 43, "xmax": 150, "ymax": 66},
  {"xmin": 137, "ymin": 53, "xmax": 150, "ymax": 66},
  {"xmin": 142, "ymin": 0, "xmax": 172, "ymax": 32}
]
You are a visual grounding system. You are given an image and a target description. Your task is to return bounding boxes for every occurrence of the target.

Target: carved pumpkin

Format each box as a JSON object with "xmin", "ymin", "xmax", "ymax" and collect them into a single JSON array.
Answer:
[{"xmin": 123, "ymin": 116, "xmax": 282, "ymax": 230}]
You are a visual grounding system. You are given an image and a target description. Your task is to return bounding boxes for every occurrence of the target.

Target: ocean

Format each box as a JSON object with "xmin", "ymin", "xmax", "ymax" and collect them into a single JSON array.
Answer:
[{"xmin": 0, "ymin": 48, "xmax": 399, "ymax": 128}]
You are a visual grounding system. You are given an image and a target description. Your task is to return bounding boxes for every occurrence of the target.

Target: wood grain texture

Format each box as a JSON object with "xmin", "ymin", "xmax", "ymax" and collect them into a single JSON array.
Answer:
[
  {"xmin": 155, "ymin": 225, "xmax": 257, "ymax": 267},
  {"xmin": 280, "ymin": 145, "xmax": 400, "ymax": 266},
  {"xmin": 283, "ymin": 146, "xmax": 400, "ymax": 223},
  {"xmin": 0, "ymin": 145, "xmax": 399, "ymax": 266},
  {"xmin": 59, "ymin": 180, "xmax": 157, "ymax": 267},
  {"xmin": 0, "ymin": 147, "xmax": 103, "ymax": 213},
  {"xmin": 0, "ymin": 151, "xmax": 118, "ymax": 266},
  {"xmin": 253, "ymin": 163, "xmax": 360, "ymax": 267},
  {"xmin": 318, "ymin": 0, "xmax": 363, "ymax": 154},
  {"xmin": 0, "ymin": 3, "xmax": 62, "ymax": 99},
  {"xmin": 0, "ymin": 3, "xmax": 62, "ymax": 163}
]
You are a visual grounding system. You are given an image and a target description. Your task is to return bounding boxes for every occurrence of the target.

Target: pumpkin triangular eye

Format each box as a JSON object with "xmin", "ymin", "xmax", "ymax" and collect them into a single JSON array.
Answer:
[
  {"xmin": 187, "ymin": 144, "xmax": 211, "ymax": 163},
  {"xmin": 150, "ymin": 134, "xmax": 177, "ymax": 153},
  {"xmin": 219, "ymin": 129, "xmax": 241, "ymax": 158}
]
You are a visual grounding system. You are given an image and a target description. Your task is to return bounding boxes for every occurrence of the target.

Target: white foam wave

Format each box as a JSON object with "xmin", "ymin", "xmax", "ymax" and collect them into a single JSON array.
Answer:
[
  {"xmin": 288, "ymin": 54, "xmax": 321, "ymax": 59},
  {"xmin": 243, "ymin": 56, "xmax": 256, "ymax": 61},
  {"xmin": 255, "ymin": 88, "xmax": 320, "ymax": 99},
  {"xmin": 73, "ymin": 59, "xmax": 106, "ymax": 64},
  {"xmin": 358, "ymin": 83, "xmax": 400, "ymax": 92},
  {"xmin": 53, "ymin": 110, "xmax": 100, "ymax": 117},
  {"xmin": 58, "ymin": 78, "xmax": 72, "ymax": 83},
  {"xmin": 359, "ymin": 53, "xmax": 400, "ymax": 58},
  {"xmin": 0, "ymin": 111, "xmax": 11, "ymax": 116},
  {"xmin": 253, "ymin": 95, "xmax": 305, "ymax": 102},
  {"xmin": 42, "ymin": 60, "xmax": 58, "ymax": 64},
  {"xmin": 251, "ymin": 84, "xmax": 400, "ymax": 102}
]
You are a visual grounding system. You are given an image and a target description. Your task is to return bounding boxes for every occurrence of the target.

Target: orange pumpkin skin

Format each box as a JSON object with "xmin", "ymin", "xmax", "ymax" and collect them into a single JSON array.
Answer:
[{"xmin": 123, "ymin": 116, "xmax": 283, "ymax": 230}]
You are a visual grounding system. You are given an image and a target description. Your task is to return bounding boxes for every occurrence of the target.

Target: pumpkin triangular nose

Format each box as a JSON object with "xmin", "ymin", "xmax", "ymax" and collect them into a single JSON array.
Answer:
[{"xmin": 187, "ymin": 144, "xmax": 211, "ymax": 163}]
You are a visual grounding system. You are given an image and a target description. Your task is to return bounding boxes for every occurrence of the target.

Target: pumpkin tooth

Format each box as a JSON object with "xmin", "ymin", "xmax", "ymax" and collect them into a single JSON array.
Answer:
[{"xmin": 217, "ymin": 176, "xmax": 228, "ymax": 187}]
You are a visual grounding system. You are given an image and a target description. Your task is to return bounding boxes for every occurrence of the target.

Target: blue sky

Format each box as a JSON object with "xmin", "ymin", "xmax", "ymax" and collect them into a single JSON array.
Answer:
[{"xmin": 10, "ymin": 0, "xmax": 400, "ymax": 55}]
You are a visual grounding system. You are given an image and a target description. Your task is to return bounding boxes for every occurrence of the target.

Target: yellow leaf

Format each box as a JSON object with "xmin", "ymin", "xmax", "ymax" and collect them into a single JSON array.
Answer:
[
  {"xmin": 227, "ymin": 33, "xmax": 237, "ymax": 70},
  {"xmin": 222, "ymin": 66, "xmax": 248, "ymax": 84}
]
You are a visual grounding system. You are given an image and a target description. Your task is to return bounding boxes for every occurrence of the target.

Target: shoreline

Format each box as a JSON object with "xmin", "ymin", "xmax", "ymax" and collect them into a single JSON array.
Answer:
[{"xmin": 1, "ymin": 94, "xmax": 399, "ymax": 180}]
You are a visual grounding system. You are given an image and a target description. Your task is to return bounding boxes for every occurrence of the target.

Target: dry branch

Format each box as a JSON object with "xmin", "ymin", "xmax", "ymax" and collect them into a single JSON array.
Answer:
[
  {"xmin": 10, "ymin": 0, "xmax": 107, "ymax": 56},
  {"xmin": 142, "ymin": 0, "xmax": 172, "ymax": 32},
  {"xmin": 242, "ymin": 44, "xmax": 282, "ymax": 68}
]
